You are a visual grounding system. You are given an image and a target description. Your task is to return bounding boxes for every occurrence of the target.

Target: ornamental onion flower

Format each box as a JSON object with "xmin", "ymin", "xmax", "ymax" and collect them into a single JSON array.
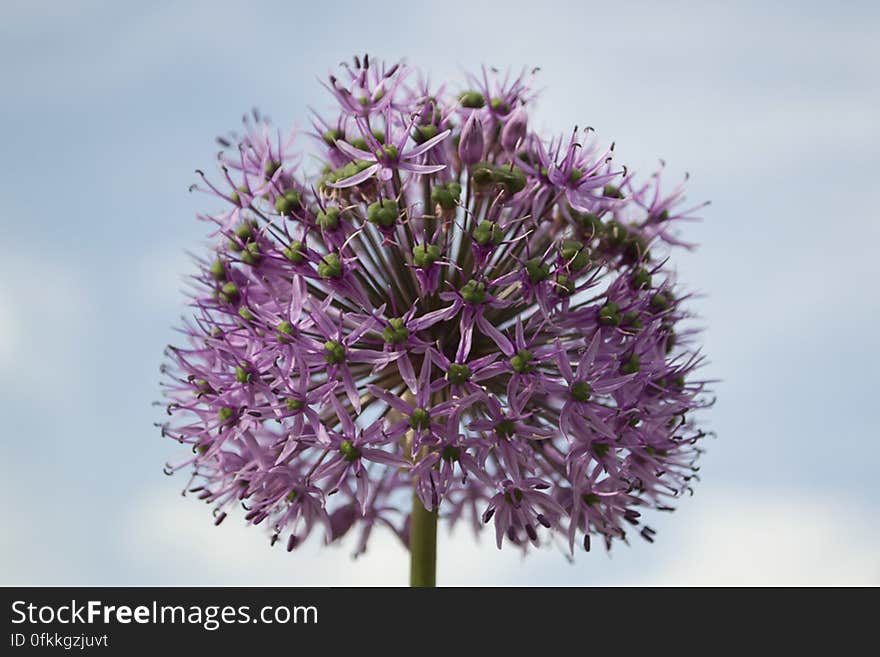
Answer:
[{"xmin": 159, "ymin": 55, "xmax": 713, "ymax": 586}]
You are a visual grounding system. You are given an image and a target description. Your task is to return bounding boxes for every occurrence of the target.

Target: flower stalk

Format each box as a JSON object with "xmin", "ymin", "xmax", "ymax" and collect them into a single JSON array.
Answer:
[{"xmin": 409, "ymin": 492, "xmax": 437, "ymax": 587}]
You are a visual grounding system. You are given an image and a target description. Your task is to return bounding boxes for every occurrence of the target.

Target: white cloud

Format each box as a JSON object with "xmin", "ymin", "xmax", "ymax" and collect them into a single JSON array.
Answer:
[
  {"xmin": 116, "ymin": 484, "xmax": 879, "ymax": 586},
  {"xmin": 631, "ymin": 489, "xmax": 880, "ymax": 586}
]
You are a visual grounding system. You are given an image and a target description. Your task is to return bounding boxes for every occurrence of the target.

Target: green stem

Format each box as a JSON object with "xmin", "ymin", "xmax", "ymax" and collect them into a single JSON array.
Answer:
[{"xmin": 409, "ymin": 491, "xmax": 437, "ymax": 587}]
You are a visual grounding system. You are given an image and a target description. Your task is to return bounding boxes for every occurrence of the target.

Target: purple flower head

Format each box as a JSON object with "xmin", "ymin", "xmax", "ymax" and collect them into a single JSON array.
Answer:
[{"xmin": 160, "ymin": 55, "xmax": 713, "ymax": 566}]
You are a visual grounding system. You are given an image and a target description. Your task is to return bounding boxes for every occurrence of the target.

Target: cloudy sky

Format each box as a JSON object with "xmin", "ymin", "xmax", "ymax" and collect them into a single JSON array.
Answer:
[{"xmin": 1, "ymin": 0, "xmax": 878, "ymax": 586}]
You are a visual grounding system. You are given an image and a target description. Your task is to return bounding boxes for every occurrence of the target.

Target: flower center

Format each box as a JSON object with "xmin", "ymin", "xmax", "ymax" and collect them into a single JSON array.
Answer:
[
  {"xmin": 570, "ymin": 381, "xmax": 592, "ymax": 402},
  {"xmin": 339, "ymin": 439, "xmax": 359, "ymax": 462},
  {"xmin": 409, "ymin": 407, "xmax": 431, "ymax": 431},
  {"xmin": 323, "ymin": 340, "xmax": 346, "ymax": 365}
]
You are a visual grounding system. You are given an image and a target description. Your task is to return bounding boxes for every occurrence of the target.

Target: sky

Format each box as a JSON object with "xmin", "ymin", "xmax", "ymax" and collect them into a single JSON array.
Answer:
[{"xmin": 1, "ymin": 0, "xmax": 878, "ymax": 586}]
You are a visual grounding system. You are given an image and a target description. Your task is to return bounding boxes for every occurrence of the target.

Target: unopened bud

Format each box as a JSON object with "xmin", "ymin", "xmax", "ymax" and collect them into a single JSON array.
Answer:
[
  {"xmin": 458, "ymin": 112, "xmax": 484, "ymax": 166},
  {"xmin": 501, "ymin": 107, "xmax": 527, "ymax": 152}
]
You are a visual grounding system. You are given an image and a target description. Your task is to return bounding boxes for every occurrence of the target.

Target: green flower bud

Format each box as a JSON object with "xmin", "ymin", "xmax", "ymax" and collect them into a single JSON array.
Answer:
[
  {"xmin": 193, "ymin": 379, "xmax": 212, "ymax": 394},
  {"xmin": 509, "ymin": 349, "xmax": 534, "ymax": 374},
  {"xmin": 229, "ymin": 185, "xmax": 248, "ymax": 206},
  {"xmin": 582, "ymin": 493, "xmax": 600, "ymax": 506},
  {"xmin": 441, "ymin": 445, "xmax": 460, "ymax": 461},
  {"xmin": 459, "ymin": 90, "xmax": 486, "ymax": 108},
  {"xmin": 570, "ymin": 167, "xmax": 584, "ymax": 183},
  {"xmin": 650, "ymin": 292, "xmax": 670, "ymax": 312},
  {"xmin": 286, "ymin": 490, "xmax": 298, "ymax": 502},
  {"xmin": 620, "ymin": 353, "xmax": 641, "ymax": 375},
  {"xmin": 276, "ymin": 320, "xmax": 294, "ymax": 342},
  {"xmin": 317, "ymin": 253, "xmax": 343, "ymax": 279},
  {"xmin": 413, "ymin": 124, "xmax": 439, "ymax": 144},
  {"xmin": 285, "ymin": 398, "xmax": 303, "ymax": 412},
  {"xmin": 323, "ymin": 340, "xmax": 345, "ymax": 365},
  {"xmin": 274, "ymin": 189, "xmax": 301, "ymax": 215},
  {"xmin": 624, "ymin": 235, "xmax": 648, "ymax": 262},
  {"xmin": 382, "ymin": 318, "xmax": 409, "ymax": 344},
  {"xmin": 323, "ymin": 128, "xmax": 343, "ymax": 146},
  {"xmin": 240, "ymin": 241, "xmax": 261, "ymax": 266},
  {"xmin": 570, "ymin": 381, "xmax": 592, "ymax": 402},
  {"xmin": 621, "ymin": 311, "xmax": 643, "ymax": 329},
  {"xmin": 238, "ymin": 306, "xmax": 255, "ymax": 321},
  {"xmin": 471, "ymin": 162, "xmax": 495, "ymax": 186},
  {"xmin": 376, "ymin": 144, "xmax": 398, "ymax": 161},
  {"xmin": 339, "ymin": 439, "xmax": 359, "ymax": 462},
  {"xmin": 316, "ymin": 206, "xmax": 342, "ymax": 231},
  {"xmin": 495, "ymin": 419, "xmax": 516, "ymax": 439},
  {"xmin": 460, "ymin": 279, "xmax": 487, "ymax": 304},
  {"xmin": 234, "ymin": 365, "xmax": 251, "ymax": 383},
  {"xmin": 492, "ymin": 165, "xmax": 526, "ymax": 194},
  {"xmin": 210, "ymin": 259, "xmax": 226, "ymax": 281},
  {"xmin": 283, "ymin": 241, "xmax": 305, "ymax": 264},
  {"xmin": 490, "ymin": 97, "xmax": 510, "ymax": 114},
  {"xmin": 473, "ymin": 220, "xmax": 502, "ymax": 246},
  {"xmin": 561, "ymin": 239, "xmax": 590, "ymax": 271},
  {"xmin": 446, "ymin": 363, "xmax": 471, "ymax": 384},
  {"xmin": 367, "ymin": 199, "xmax": 399, "ymax": 228},
  {"xmin": 412, "ymin": 243, "xmax": 441, "ymax": 268},
  {"xmin": 430, "ymin": 182, "xmax": 462, "ymax": 210},
  {"xmin": 219, "ymin": 281, "xmax": 239, "ymax": 303},
  {"xmin": 525, "ymin": 258, "xmax": 550, "ymax": 283},
  {"xmin": 409, "ymin": 407, "xmax": 431, "ymax": 431},
  {"xmin": 555, "ymin": 274, "xmax": 575, "ymax": 297},
  {"xmin": 265, "ymin": 160, "xmax": 281, "ymax": 178},
  {"xmin": 236, "ymin": 221, "xmax": 256, "ymax": 241},
  {"xmin": 606, "ymin": 222, "xmax": 630, "ymax": 250},
  {"xmin": 573, "ymin": 210, "xmax": 603, "ymax": 236},
  {"xmin": 326, "ymin": 161, "xmax": 357, "ymax": 184},
  {"xmin": 598, "ymin": 301, "xmax": 621, "ymax": 326},
  {"xmin": 593, "ymin": 442, "xmax": 610, "ymax": 458},
  {"xmin": 632, "ymin": 267, "xmax": 652, "ymax": 290},
  {"xmin": 217, "ymin": 406, "xmax": 235, "ymax": 423},
  {"xmin": 504, "ymin": 489, "xmax": 524, "ymax": 505},
  {"xmin": 603, "ymin": 184, "xmax": 624, "ymax": 199}
]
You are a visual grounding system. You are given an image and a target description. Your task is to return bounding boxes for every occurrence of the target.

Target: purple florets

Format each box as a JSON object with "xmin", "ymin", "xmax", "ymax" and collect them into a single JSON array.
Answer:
[{"xmin": 160, "ymin": 55, "xmax": 713, "ymax": 557}]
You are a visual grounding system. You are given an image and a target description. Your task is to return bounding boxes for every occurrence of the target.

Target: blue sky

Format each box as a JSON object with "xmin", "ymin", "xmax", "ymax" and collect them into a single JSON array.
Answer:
[{"xmin": 1, "ymin": 0, "xmax": 878, "ymax": 585}]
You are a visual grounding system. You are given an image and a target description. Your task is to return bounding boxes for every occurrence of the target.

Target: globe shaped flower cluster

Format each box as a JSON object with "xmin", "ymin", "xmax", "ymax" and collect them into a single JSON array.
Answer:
[{"xmin": 160, "ymin": 55, "xmax": 712, "ymax": 558}]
